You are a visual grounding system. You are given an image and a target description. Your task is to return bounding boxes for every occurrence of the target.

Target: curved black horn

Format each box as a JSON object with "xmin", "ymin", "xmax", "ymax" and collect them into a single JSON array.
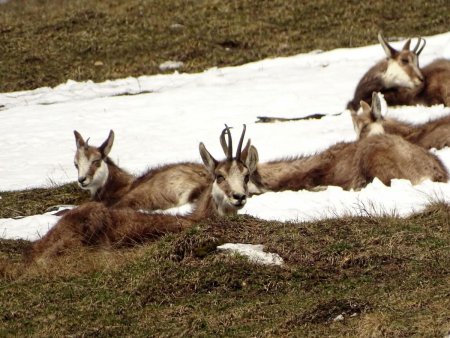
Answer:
[
  {"xmin": 85, "ymin": 137, "xmax": 90, "ymax": 148},
  {"xmin": 224, "ymin": 124, "xmax": 233, "ymax": 160},
  {"xmin": 413, "ymin": 37, "xmax": 426, "ymax": 56},
  {"xmin": 220, "ymin": 127, "xmax": 229, "ymax": 156},
  {"xmin": 236, "ymin": 124, "xmax": 246, "ymax": 160}
]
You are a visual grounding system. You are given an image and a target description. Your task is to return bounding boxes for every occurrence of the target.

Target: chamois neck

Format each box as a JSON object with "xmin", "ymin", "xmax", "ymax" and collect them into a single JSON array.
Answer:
[
  {"xmin": 251, "ymin": 154, "xmax": 324, "ymax": 193},
  {"xmin": 189, "ymin": 185, "xmax": 219, "ymax": 221},
  {"xmin": 347, "ymin": 62, "xmax": 387, "ymax": 111},
  {"xmin": 93, "ymin": 157, "xmax": 134, "ymax": 206},
  {"xmin": 189, "ymin": 182, "xmax": 240, "ymax": 221}
]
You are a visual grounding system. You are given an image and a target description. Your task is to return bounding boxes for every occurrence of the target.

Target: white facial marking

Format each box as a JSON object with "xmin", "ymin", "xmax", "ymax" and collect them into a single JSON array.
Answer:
[
  {"xmin": 367, "ymin": 123, "xmax": 385, "ymax": 137},
  {"xmin": 75, "ymin": 151, "xmax": 109, "ymax": 195},
  {"xmin": 227, "ymin": 162, "xmax": 247, "ymax": 199},
  {"xmin": 212, "ymin": 161, "xmax": 248, "ymax": 215},
  {"xmin": 382, "ymin": 60, "xmax": 415, "ymax": 89}
]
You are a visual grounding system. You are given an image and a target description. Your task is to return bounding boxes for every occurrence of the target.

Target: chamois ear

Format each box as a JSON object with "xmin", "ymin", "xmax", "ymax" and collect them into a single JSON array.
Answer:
[
  {"xmin": 371, "ymin": 92, "xmax": 382, "ymax": 121},
  {"xmin": 352, "ymin": 100, "xmax": 371, "ymax": 135},
  {"xmin": 402, "ymin": 38, "xmax": 412, "ymax": 51},
  {"xmin": 378, "ymin": 31, "xmax": 397, "ymax": 58},
  {"xmin": 240, "ymin": 139, "xmax": 251, "ymax": 162},
  {"xmin": 74, "ymin": 130, "xmax": 85, "ymax": 149},
  {"xmin": 199, "ymin": 142, "xmax": 218, "ymax": 173},
  {"xmin": 360, "ymin": 100, "xmax": 371, "ymax": 116},
  {"xmin": 99, "ymin": 130, "xmax": 114, "ymax": 158},
  {"xmin": 245, "ymin": 145, "xmax": 259, "ymax": 174}
]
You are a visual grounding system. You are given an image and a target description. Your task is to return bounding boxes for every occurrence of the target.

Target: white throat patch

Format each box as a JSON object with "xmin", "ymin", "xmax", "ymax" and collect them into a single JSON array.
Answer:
[
  {"xmin": 212, "ymin": 181, "xmax": 228, "ymax": 216},
  {"xmin": 382, "ymin": 60, "xmax": 415, "ymax": 89}
]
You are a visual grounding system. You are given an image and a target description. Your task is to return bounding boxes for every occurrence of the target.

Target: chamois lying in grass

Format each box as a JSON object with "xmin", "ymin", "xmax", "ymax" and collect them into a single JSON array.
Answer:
[
  {"xmin": 74, "ymin": 130, "xmax": 210, "ymax": 210},
  {"xmin": 347, "ymin": 32, "xmax": 450, "ymax": 111},
  {"xmin": 249, "ymin": 93, "xmax": 448, "ymax": 193},
  {"xmin": 29, "ymin": 125, "xmax": 259, "ymax": 262}
]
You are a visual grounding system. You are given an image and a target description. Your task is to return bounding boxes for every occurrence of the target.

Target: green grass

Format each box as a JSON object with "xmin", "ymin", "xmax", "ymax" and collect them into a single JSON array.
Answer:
[
  {"xmin": 1, "ymin": 206, "xmax": 450, "ymax": 337},
  {"xmin": 1, "ymin": 0, "xmax": 450, "ymax": 336},
  {"xmin": 0, "ymin": 0, "xmax": 449, "ymax": 92},
  {"xmin": 0, "ymin": 183, "xmax": 88, "ymax": 219}
]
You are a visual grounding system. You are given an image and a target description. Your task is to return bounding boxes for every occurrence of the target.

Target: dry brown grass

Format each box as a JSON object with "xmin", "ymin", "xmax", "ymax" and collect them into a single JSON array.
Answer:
[
  {"xmin": 0, "ymin": 0, "xmax": 449, "ymax": 92},
  {"xmin": 2, "ymin": 203, "xmax": 449, "ymax": 336},
  {"xmin": 1, "ymin": 1, "xmax": 450, "ymax": 336}
]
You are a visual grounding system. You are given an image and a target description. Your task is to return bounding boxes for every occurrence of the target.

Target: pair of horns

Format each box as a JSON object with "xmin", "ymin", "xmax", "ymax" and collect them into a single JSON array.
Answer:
[
  {"xmin": 411, "ymin": 37, "xmax": 426, "ymax": 55},
  {"xmin": 378, "ymin": 31, "xmax": 426, "ymax": 56},
  {"xmin": 219, "ymin": 124, "xmax": 246, "ymax": 161}
]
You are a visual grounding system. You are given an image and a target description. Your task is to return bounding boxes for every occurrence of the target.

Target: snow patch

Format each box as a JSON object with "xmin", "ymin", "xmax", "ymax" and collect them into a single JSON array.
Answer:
[
  {"xmin": 217, "ymin": 243, "xmax": 284, "ymax": 266},
  {"xmin": 159, "ymin": 61, "xmax": 184, "ymax": 71}
]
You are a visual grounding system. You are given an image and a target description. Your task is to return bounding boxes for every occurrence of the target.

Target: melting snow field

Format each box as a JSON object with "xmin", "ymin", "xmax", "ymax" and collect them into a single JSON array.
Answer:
[{"xmin": 1, "ymin": 32, "xmax": 450, "ymax": 241}]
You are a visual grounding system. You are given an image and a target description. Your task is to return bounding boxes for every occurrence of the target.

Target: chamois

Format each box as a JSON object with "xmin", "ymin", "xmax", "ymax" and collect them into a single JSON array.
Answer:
[
  {"xmin": 343, "ymin": 93, "xmax": 448, "ymax": 187},
  {"xmin": 347, "ymin": 32, "xmax": 435, "ymax": 111},
  {"xmin": 29, "ymin": 125, "xmax": 259, "ymax": 261},
  {"xmin": 74, "ymin": 130, "xmax": 210, "ymax": 210},
  {"xmin": 351, "ymin": 93, "xmax": 450, "ymax": 150},
  {"xmin": 74, "ymin": 130, "xmax": 133, "ymax": 206},
  {"xmin": 249, "ymin": 93, "xmax": 448, "ymax": 193}
]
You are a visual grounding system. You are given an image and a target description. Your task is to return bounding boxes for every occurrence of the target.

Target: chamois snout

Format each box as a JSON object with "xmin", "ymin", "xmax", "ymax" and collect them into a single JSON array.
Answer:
[
  {"xmin": 78, "ymin": 176, "xmax": 88, "ymax": 186},
  {"xmin": 232, "ymin": 193, "xmax": 247, "ymax": 207}
]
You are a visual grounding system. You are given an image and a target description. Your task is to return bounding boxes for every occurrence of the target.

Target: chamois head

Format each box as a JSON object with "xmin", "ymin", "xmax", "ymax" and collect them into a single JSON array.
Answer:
[
  {"xmin": 73, "ymin": 130, "xmax": 114, "ymax": 195},
  {"xmin": 199, "ymin": 124, "xmax": 259, "ymax": 216},
  {"xmin": 378, "ymin": 32, "xmax": 425, "ymax": 89},
  {"xmin": 352, "ymin": 92, "xmax": 387, "ymax": 139}
]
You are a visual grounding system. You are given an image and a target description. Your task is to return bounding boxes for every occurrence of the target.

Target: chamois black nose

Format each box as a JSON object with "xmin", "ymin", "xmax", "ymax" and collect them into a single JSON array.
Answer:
[
  {"xmin": 78, "ymin": 176, "xmax": 87, "ymax": 184},
  {"xmin": 233, "ymin": 193, "xmax": 246, "ymax": 203}
]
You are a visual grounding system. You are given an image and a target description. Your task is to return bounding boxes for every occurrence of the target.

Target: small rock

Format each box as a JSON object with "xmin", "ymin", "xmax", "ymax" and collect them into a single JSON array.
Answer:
[
  {"xmin": 333, "ymin": 314, "xmax": 344, "ymax": 322},
  {"xmin": 94, "ymin": 61, "xmax": 104, "ymax": 67},
  {"xmin": 170, "ymin": 23, "xmax": 185, "ymax": 30},
  {"xmin": 217, "ymin": 243, "xmax": 284, "ymax": 266},
  {"xmin": 159, "ymin": 60, "xmax": 184, "ymax": 71}
]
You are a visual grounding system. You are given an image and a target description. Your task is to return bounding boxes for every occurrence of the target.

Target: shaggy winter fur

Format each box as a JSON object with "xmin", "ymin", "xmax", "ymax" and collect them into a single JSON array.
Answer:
[
  {"xmin": 347, "ymin": 33, "xmax": 450, "ymax": 110},
  {"xmin": 74, "ymin": 130, "xmax": 210, "ymax": 210},
  {"xmin": 29, "ymin": 126, "xmax": 259, "ymax": 262},
  {"xmin": 352, "ymin": 94, "xmax": 450, "ymax": 150},
  {"xmin": 249, "ymin": 94, "xmax": 448, "ymax": 193}
]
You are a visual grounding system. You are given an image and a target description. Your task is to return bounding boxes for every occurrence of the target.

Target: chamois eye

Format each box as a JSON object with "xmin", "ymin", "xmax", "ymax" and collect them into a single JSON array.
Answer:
[
  {"xmin": 216, "ymin": 175, "xmax": 225, "ymax": 183},
  {"xmin": 401, "ymin": 58, "xmax": 408, "ymax": 65},
  {"xmin": 74, "ymin": 162, "xmax": 79, "ymax": 169},
  {"xmin": 93, "ymin": 160, "xmax": 102, "ymax": 168},
  {"xmin": 244, "ymin": 174, "xmax": 250, "ymax": 183}
]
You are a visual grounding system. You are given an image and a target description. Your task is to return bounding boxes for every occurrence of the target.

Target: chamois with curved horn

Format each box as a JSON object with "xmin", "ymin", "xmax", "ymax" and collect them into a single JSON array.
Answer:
[
  {"xmin": 347, "ymin": 32, "xmax": 426, "ymax": 111},
  {"xmin": 74, "ymin": 130, "xmax": 210, "ymax": 210},
  {"xmin": 29, "ymin": 125, "xmax": 259, "ymax": 262},
  {"xmin": 249, "ymin": 93, "xmax": 448, "ymax": 194}
]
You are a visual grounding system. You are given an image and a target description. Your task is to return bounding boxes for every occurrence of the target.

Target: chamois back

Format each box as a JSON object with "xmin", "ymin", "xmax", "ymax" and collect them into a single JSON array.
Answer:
[
  {"xmin": 353, "ymin": 92, "xmax": 450, "ymax": 150},
  {"xmin": 263, "ymin": 94, "xmax": 448, "ymax": 192},
  {"xmin": 347, "ymin": 32, "xmax": 426, "ymax": 111}
]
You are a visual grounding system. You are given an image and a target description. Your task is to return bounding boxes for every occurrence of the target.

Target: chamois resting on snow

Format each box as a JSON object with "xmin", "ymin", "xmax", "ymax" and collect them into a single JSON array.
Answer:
[
  {"xmin": 74, "ymin": 130, "xmax": 210, "ymax": 210},
  {"xmin": 347, "ymin": 32, "xmax": 450, "ymax": 111},
  {"xmin": 249, "ymin": 93, "xmax": 448, "ymax": 193},
  {"xmin": 29, "ymin": 125, "xmax": 259, "ymax": 261},
  {"xmin": 351, "ymin": 95, "xmax": 450, "ymax": 150}
]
